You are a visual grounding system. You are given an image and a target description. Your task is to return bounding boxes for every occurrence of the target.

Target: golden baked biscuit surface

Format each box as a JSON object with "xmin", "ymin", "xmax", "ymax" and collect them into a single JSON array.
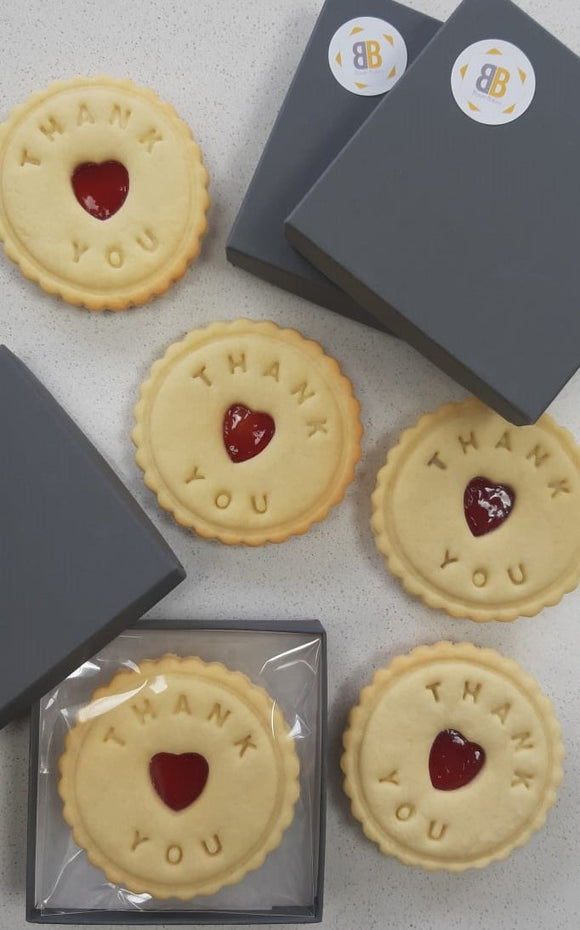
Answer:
[
  {"xmin": 133, "ymin": 319, "xmax": 363, "ymax": 545},
  {"xmin": 0, "ymin": 76, "xmax": 209, "ymax": 309},
  {"xmin": 372, "ymin": 398, "xmax": 580, "ymax": 621},
  {"xmin": 342, "ymin": 642, "xmax": 564, "ymax": 871},
  {"xmin": 59, "ymin": 655, "xmax": 300, "ymax": 899}
]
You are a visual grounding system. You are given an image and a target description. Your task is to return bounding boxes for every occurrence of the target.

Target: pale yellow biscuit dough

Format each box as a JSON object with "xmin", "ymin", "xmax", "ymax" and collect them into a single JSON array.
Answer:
[
  {"xmin": 133, "ymin": 319, "xmax": 363, "ymax": 545},
  {"xmin": 371, "ymin": 398, "xmax": 580, "ymax": 621},
  {"xmin": 0, "ymin": 76, "xmax": 209, "ymax": 309},
  {"xmin": 342, "ymin": 642, "xmax": 564, "ymax": 871},
  {"xmin": 59, "ymin": 655, "xmax": 300, "ymax": 900}
]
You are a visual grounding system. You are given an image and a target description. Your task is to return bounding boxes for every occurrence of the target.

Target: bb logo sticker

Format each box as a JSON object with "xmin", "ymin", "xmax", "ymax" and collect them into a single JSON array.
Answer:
[
  {"xmin": 328, "ymin": 17, "xmax": 408, "ymax": 96},
  {"xmin": 451, "ymin": 39, "xmax": 536, "ymax": 125}
]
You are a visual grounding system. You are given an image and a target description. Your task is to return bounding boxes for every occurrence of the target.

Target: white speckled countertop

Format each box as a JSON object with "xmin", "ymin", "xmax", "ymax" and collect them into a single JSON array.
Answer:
[{"xmin": 1, "ymin": 1, "xmax": 579, "ymax": 927}]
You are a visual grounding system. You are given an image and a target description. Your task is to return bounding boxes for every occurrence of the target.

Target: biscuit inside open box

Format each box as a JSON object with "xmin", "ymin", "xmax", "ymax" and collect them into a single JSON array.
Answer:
[{"xmin": 29, "ymin": 624, "xmax": 325, "ymax": 922}]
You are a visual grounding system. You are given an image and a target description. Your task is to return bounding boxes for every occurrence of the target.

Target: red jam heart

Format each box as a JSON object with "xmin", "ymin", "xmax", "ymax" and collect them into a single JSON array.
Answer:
[
  {"xmin": 429, "ymin": 729, "xmax": 485, "ymax": 791},
  {"xmin": 71, "ymin": 160, "xmax": 129, "ymax": 220},
  {"xmin": 150, "ymin": 752, "xmax": 209, "ymax": 811},
  {"xmin": 464, "ymin": 476, "xmax": 515, "ymax": 537},
  {"xmin": 223, "ymin": 403, "xmax": 275, "ymax": 463}
]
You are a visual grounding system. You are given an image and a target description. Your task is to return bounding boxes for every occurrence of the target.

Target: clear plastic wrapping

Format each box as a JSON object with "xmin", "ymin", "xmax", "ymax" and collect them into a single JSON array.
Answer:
[{"xmin": 31, "ymin": 624, "xmax": 324, "ymax": 922}]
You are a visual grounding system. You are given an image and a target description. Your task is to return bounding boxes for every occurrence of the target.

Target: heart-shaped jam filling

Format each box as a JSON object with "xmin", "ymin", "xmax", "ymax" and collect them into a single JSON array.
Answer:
[
  {"xmin": 464, "ymin": 476, "xmax": 515, "ymax": 537},
  {"xmin": 223, "ymin": 403, "xmax": 275, "ymax": 463},
  {"xmin": 429, "ymin": 729, "xmax": 485, "ymax": 791},
  {"xmin": 71, "ymin": 160, "xmax": 129, "ymax": 220},
  {"xmin": 150, "ymin": 752, "xmax": 209, "ymax": 811}
]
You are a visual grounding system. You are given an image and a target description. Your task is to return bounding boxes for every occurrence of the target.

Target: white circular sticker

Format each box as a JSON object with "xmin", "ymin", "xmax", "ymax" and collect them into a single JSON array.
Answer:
[
  {"xmin": 451, "ymin": 39, "xmax": 536, "ymax": 125},
  {"xmin": 328, "ymin": 17, "xmax": 408, "ymax": 97}
]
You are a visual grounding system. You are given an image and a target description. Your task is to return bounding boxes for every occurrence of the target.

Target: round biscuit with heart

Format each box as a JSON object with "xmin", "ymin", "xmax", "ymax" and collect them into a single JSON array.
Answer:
[
  {"xmin": 342, "ymin": 642, "xmax": 564, "ymax": 870},
  {"xmin": 0, "ymin": 76, "xmax": 209, "ymax": 309},
  {"xmin": 58, "ymin": 655, "xmax": 300, "ymax": 900},
  {"xmin": 371, "ymin": 397, "xmax": 580, "ymax": 621},
  {"xmin": 132, "ymin": 319, "xmax": 363, "ymax": 545}
]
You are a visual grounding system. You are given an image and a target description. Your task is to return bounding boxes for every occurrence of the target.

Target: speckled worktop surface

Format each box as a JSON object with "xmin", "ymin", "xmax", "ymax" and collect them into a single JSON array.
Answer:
[{"xmin": 1, "ymin": 1, "xmax": 579, "ymax": 928}]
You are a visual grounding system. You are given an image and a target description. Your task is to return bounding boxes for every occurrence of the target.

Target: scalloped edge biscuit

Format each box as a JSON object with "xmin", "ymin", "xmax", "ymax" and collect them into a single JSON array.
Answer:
[
  {"xmin": 0, "ymin": 76, "xmax": 209, "ymax": 310},
  {"xmin": 371, "ymin": 398, "xmax": 580, "ymax": 622},
  {"xmin": 58, "ymin": 654, "xmax": 301, "ymax": 900},
  {"xmin": 132, "ymin": 319, "xmax": 363, "ymax": 545},
  {"xmin": 342, "ymin": 641, "xmax": 564, "ymax": 871}
]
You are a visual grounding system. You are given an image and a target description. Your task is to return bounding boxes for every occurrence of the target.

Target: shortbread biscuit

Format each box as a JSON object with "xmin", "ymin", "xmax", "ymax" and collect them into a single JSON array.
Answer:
[
  {"xmin": 133, "ymin": 319, "xmax": 363, "ymax": 545},
  {"xmin": 371, "ymin": 398, "xmax": 580, "ymax": 621},
  {"xmin": 0, "ymin": 76, "xmax": 209, "ymax": 309},
  {"xmin": 342, "ymin": 642, "xmax": 564, "ymax": 871},
  {"xmin": 59, "ymin": 656, "xmax": 300, "ymax": 900}
]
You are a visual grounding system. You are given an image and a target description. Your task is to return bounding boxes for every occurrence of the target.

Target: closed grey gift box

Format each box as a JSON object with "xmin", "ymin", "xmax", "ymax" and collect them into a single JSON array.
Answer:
[
  {"xmin": 286, "ymin": 0, "xmax": 580, "ymax": 424},
  {"xmin": 0, "ymin": 346, "xmax": 184, "ymax": 731},
  {"xmin": 227, "ymin": 0, "xmax": 440, "ymax": 331}
]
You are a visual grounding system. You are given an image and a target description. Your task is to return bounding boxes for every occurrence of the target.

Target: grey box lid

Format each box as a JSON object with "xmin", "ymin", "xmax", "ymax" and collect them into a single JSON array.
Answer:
[
  {"xmin": 0, "ymin": 347, "xmax": 185, "ymax": 729},
  {"xmin": 227, "ymin": 0, "xmax": 440, "ymax": 332},
  {"xmin": 286, "ymin": 0, "xmax": 580, "ymax": 424}
]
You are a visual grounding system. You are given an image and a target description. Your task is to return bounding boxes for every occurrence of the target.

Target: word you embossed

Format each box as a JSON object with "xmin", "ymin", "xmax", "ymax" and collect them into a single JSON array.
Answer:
[
  {"xmin": 428, "ymin": 427, "xmax": 572, "ymax": 591},
  {"xmin": 130, "ymin": 829, "xmax": 223, "ymax": 866},
  {"xmin": 19, "ymin": 99, "xmax": 164, "ymax": 268},
  {"xmin": 71, "ymin": 229, "xmax": 159, "ymax": 271},
  {"xmin": 439, "ymin": 549, "xmax": 527, "ymax": 590},
  {"xmin": 377, "ymin": 676, "xmax": 537, "ymax": 844}
]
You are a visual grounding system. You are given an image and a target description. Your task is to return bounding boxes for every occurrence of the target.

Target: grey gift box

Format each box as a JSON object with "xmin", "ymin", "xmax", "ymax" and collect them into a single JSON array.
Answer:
[
  {"xmin": 286, "ymin": 0, "xmax": 580, "ymax": 423},
  {"xmin": 227, "ymin": 0, "xmax": 440, "ymax": 331},
  {"xmin": 0, "ymin": 345, "xmax": 184, "ymax": 732}
]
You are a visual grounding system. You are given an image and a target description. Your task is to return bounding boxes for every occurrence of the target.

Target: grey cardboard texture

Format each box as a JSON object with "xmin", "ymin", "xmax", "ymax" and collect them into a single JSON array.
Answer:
[
  {"xmin": 0, "ymin": 347, "xmax": 185, "ymax": 730},
  {"xmin": 227, "ymin": 0, "xmax": 440, "ymax": 331},
  {"xmin": 286, "ymin": 0, "xmax": 580, "ymax": 424}
]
